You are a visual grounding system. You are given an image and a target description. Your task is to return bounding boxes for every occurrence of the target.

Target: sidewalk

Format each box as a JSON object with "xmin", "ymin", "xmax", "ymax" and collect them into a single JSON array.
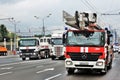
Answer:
[
  {"xmin": 0, "ymin": 51, "xmax": 19, "ymax": 59},
  {"xmin": 0, "ymin": 55, "xmax": 19, "ymax": 59}
]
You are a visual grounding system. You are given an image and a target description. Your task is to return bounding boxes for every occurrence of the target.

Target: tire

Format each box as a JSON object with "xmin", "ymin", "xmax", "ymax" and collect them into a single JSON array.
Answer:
[
  {"xmin": 40, "ymin": 52, "xmax": 46, "ymax": 59},
  {"xmin": 5, "ymin": 53, "xmax": 8, "ymax": 56},
  {"xmin": 51, "ymin": 56, "xmax": 56, "ymax": 60},
  {"xmin": 44, "ymin": 54, "xmax": 47, "ymax": 59},
  {"xmin": 22, "ymin": 58, "xmax": 26, "ymax": 61},
  {"xmin": 4, "ymin": 53, "xmax": 7, "ymax": 56},
  {"xmin": 44, "ymin": 52, "xmax": 48, "ymax": 59},
  {"xmin": 67, "ymin": 68, "xmax": 75, "ymax": 74},
  {"xmin": 38, "ymin": 54, "xmax": 41, "ymax": 59},
  {"xmin": 45, "ymin": 50, "xmax": 49, "ymax": 58},
  {"xmin": 108, "ymin": 60, "xmax": 112, "ymax": 69},
  {"xmin": 51, "ymin": 57, "xmax": 55, "ymax": 60},
  {"xmin": 101, "ymin": 66, "xmax": 107, "ymax": 75}
]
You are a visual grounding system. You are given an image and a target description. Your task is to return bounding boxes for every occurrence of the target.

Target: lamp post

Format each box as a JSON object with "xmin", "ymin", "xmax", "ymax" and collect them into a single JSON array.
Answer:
[
  {"xmin": 9, "ymin": 19, "xmax": 20, "ymax": 54},
  {"xmin": 34, "ymin": 13, "xmax": 52, "ymax": 36},
  {"xmin": 4, "ymin": 38, "xmax": 6, "ymax": 48},
  {"xmin": 9, "ymin": 32, "xmax": 13, "ymax": 52},
  {"xmin": 0, "ymin": 17, "xmax": 14, "ymax": 20}
]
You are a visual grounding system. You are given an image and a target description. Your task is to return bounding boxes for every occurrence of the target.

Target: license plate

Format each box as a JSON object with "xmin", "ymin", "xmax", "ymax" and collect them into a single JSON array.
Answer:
[{"xmin": 80, "ymin": 62, "xmax": 89, "ymax": 65}]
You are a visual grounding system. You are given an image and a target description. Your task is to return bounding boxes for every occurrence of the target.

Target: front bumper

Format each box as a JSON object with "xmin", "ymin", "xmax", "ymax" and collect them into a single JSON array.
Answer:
[
  {"xmin": 65, "ymin": 59, "xmax": 105, "ymax": 70},
  {"xmin": 20, "ymin": 52, "xmax": 38, "ymax": 58}
]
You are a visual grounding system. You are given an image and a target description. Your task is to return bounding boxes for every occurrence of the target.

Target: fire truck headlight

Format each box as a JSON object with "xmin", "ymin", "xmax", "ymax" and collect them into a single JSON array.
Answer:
[
  {"xmin": 96, "ymin": 61, "xmax": 103, "ymax": 66},
  {"xmin": 66, "ymin": 61, "xmax": 73, "ymax": 65}
]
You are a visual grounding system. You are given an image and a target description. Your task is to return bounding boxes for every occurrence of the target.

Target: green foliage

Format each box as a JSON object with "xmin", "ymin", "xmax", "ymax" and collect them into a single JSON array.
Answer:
[
  {"xmin": 0, "ymin": 24, "xmax": 8, "ymax": 36},
  {"xmin": 46, "ymin": 34, "xmax": 51, "ymax": 37},
  {"xmin": 8, "ymin": 32, "xmax": 14, "ymax": 40},
  {"xmin": 0, "ymin": 33, "xmax": 2, "ymax": 41},
  {"xmin": 0, "ymin": 24, "xmax": 12, "ymax": 42},
  {"xmin": 34, "ymin": 34, "xmax": 43, "ymax": 38},
  {"xmin": 34, "ymin": 34, "xmax": 51, "ymax": 38}
]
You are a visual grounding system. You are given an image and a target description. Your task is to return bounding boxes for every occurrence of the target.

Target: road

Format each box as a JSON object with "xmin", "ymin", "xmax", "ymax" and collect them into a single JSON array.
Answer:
[{"xmin": 0, "ymin": 53, "xmax": 120, "ymax": 80}]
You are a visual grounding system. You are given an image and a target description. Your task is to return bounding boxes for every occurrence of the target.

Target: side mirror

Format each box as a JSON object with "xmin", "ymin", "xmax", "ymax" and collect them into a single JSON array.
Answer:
[
  {"xmin": 109, "ymin": 34, "xmax": 113, "ymax": 37},
  {"xmin": 48, "ymin": 39, "xmax": 51, "ymax": 44},
  {"xmin": 51, "ymin": 40, "xmax": 55, "ymax": 45},
  {"xmin": 63, "ymin": 33, "xmax": 66, "ymax": 45},
  {"xmin": 18, "ymin": 41, "xmax": 20, "ymax": 46},
  {"xmin": 107, "ymin": 30, "xmax": 113, "ymax": 37}
]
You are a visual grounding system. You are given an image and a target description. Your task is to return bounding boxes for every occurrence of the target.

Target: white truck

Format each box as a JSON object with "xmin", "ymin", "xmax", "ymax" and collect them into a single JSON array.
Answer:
[
  {"xmin": 50, "ymin": 30, "xmax": 65, "ymax": 60},
  {"xmin": 18, "ymin": 37, "xmax": 41, "ymax": 60},
  {"xmin": 39, "ymin": 36, "xmax": 51, "ymax": 58}
]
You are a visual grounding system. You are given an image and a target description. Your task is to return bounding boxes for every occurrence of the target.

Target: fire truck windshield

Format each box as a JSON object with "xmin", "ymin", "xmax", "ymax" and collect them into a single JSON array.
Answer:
[
  {"xmin": 18, "ymin": 39, "xmax": 39, "ymax": 46},
  {"xmin": 67, "ymin": 31, "xmax": 105, "ymax": 46}
]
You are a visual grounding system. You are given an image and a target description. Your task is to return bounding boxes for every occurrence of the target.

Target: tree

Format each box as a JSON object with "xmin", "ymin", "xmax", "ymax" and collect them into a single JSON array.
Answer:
[
  {"xmin": 8, "ymin": 32, "xmax": 14, "ymax": 41},
  {"xmin": 0, "ymin": 33, "xmax": 2, "ymax": 41},
  {"xmin": 34, "ymin": 34, "xmax": 42, "ymax": 38},
  {"xmin": 0, "ymin": 24, "xmax": 9, "ymax": 42},
  {"xmin": 34, "ymin": 34, "xmax": 51, "ymax": 38}
]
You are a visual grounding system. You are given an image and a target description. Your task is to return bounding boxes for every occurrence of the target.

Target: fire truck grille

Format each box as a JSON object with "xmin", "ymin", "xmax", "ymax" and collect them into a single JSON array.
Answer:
[
  {"xmin": 68, "ymin": 53, "xmax": 102, "ymax": 61},
  {"xmin": 21, "ymin": 49, "xmax": 35, "ymax": 53},
  {"xmin": 54, "ymin": 47, "xmax": 63, "ymax": 56}
]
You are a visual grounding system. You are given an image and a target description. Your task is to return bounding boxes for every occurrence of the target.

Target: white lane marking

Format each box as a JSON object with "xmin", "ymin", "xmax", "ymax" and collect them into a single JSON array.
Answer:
[
  {"xmin": 36, "ymin": 68, "xmax": 54, "ymax": 74},
  {"xmin": 45, "ymin": 74, "xmax": 62, "ymax": 80},
  {"xmin": 0, "ymin": 59, "xmax": 49, "ymax": 67},
  {"xmin": 36, "ymin": 65, "xmax": 43, "ymax": 68},
  {"xmin": 0, "ymin": 72, "xmax": 12, "ymax": 76},
  {"xmin": 0, "ymin": 62, "xmax": 21, "ymax": 67},
  {"xmin": 0, "ymin": 61, "xmax": 34, "ymax": 67},
  {"xmin": 1, "ymin": 67, "xmax": 13, "ymax": 70}
]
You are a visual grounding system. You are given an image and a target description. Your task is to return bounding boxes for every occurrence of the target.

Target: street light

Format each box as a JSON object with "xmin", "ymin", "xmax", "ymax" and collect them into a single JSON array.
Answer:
[
  {"xmin": 9, "ymin": 18, "xmax": 20, "ymax": 53},
  {"xmin": 34, "ymin": 13, "xmax": 52, "ymax": 36},
  {"xmin": 0, "ymin": 17, "xmax": 14, "ymax": 20}
]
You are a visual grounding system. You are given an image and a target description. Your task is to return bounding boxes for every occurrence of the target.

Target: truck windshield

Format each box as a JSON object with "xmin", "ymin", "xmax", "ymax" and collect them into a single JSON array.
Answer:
[
  {"xmin": 67, "ymin": 31, "xmax": 105, "ymax": 46},
  {"xmin": 51, "ymin": 38, "xmax": 63, "ymax": 45},
  {"xmin": 18, "ymin": 39, "xmax": 39, "ymax": 46}
]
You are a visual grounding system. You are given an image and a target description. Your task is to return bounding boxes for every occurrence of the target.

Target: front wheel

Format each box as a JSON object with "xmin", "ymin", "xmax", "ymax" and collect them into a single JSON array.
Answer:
[
  {"xmin": 51, "ymin": 56, "xmax": 56, "ymax": 60},
  {"xmin": 118, "ymin": 52, "xmax": 120, "ymax": 54},
  {"xmin": 51, "ymin": 57, "xmax": 55, "ymax": 60},
  {"xmin": 22, "ymin": 58, "xmax": 26, "ymax": 61},
  {"xmin": 108, "ymin": 59, "xmax": 112, "ymax": 69},
  {"xmin": 67, "ymin": 68, "xmax": 75, "ymax": 74},
  {"xmin": 4, "ymin": 53, "xmax": 7, "ymax": 56},
  {"xmin": 100, "ymin": 66, "xmax": 107, "ymax": 75},
  {"xmin": 38, "ymin": 54, "xmax": 41, "ymax": 59}
]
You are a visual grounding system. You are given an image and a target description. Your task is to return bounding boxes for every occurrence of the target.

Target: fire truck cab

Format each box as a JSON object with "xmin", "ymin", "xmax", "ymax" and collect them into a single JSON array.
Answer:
[{"xmin": 63, "ymin": 11, "xmax": 114, "ymax": 74}]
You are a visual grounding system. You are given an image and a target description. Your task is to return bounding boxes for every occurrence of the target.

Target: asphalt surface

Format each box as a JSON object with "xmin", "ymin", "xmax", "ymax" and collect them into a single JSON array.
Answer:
[{"xmin": 0, "ymin": 53, "xmax": 120, "ymax": 80}]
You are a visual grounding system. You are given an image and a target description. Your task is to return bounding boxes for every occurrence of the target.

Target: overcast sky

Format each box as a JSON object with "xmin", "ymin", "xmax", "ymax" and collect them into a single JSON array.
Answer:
[{"xmin": 0, "ymin": 0, "xmax": 120, "ymax": 35}]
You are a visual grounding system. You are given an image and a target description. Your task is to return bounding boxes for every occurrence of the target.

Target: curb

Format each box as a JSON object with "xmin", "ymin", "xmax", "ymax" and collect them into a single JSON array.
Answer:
[{"xmin": 0, "ymin": 54, "xmax": 19, "ymax": 59}]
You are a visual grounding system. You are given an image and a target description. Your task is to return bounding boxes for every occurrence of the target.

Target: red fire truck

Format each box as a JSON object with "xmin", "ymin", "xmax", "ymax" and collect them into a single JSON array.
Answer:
[{"xmin": 63, "ymin": 11, "xmax": 114, "ymax": 74}]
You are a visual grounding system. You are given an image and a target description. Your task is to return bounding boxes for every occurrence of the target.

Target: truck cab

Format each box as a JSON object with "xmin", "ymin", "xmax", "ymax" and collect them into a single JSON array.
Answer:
[
  {"xmin": 63, "ymin": 29, "xmax": 113, "ymax": 74},
  {"xmin": 63, "ymin": 11, "xmax": 114, "ymax": 74},
  {"xmin": 18, "ymin": 37, "xmax": 41, "ymax": 60},
  {"xmin": 50, "ymin": 30, "xmax": 65, "ymax": 60}
]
